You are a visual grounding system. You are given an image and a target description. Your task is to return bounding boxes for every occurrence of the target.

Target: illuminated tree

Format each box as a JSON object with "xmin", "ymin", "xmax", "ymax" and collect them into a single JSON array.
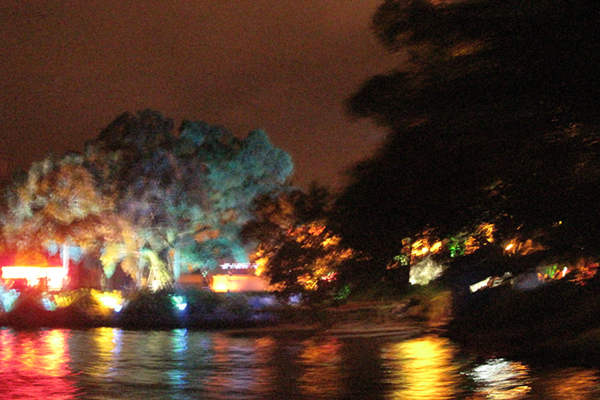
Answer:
[
  {"xmin": 1, "ymin": 155, "xmax": 139, "ymax": 286},
  {"xmin": 244, "ymin": 186, "xmax": 355, "ymax": 300},
  {"xmin": 89, "ymin": 111, "xmax": 293, "ymax": 286},
  {"xmin": 2, "ymin": 110, "xmax": 293, "ymax": 289}
]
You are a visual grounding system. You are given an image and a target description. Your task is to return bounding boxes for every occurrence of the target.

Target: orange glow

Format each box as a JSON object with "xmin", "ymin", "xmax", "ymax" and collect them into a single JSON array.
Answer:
[
  {"xmin": 385, "ymin": 335, "xmax": 459, "ymax": 399},
  {"xmin": 543, "ymin": 368, "xmax": 600, "ymax": 399},
  {"xmin": 254, "ymin": 255, "xmax": 268, "ymax": 276},
  {"xmin": 411, "ymin": 239, "xmax": 432, "ymax": 258},
  {"xmin": 13, "ymin": 249, "xmax": 51, "ymax": 267},
  {"xmin": 299, "ymin": 338, "xmax": 342, "ymax": 398},
  {"xmin": 321, "ymin": 236, "xmax": 341, "ymax": 248},
  {"xmin": 464, "ymin": 223, "xmax": 496, "ymax": 255},
  {"xmin": 409, "ymin": 233, "xmax": 444, "ymax": 261},
  {"xmin": 1, "ymin": 265, "xmax": 67, "ymax": 290},
  {"xmin": 91, "ymin": 290, "xmax": 124, "ymax": 312},
  {"xmin": 430, "ymin": 241, "xmax": 443, "ymax": 253},
  {"xmin": 477, "ymin": 223, "xmax": 495, "ymax": 244},
  {"xmin": 211, "ymin": 274, "xmax": 273, "ymax": 292},
  {"xmin": 504, "ymin": 238, "xmax": 545, "ymax": 255},
  {"xmin": 570, "ymin": 260, "xmax": 599, "ymax": 285},
  {"xmin": 308, "ymin": 224, "xmax": 326, "ymax": 236}
]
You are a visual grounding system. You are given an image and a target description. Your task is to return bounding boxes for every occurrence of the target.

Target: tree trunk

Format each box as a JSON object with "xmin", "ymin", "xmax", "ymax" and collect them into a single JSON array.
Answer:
[
  {"xmin": 62, "ymin": 243, "xmax": 70, "ymax": 288},
  {"xmin": 172, "ymin": 247, "xmax": 181, "ymax": 282}
]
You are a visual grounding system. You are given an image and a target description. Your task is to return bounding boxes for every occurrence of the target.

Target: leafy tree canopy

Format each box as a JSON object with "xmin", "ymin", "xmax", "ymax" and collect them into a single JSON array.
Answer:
[
  {"xmin": 244, "ymin": 184, "xmax": 355, "ymax": 301},
  {"xmin": 334, "ymin": 0, "xmax": 600, "ymax": 272},
  {"xmin": 2, "ymin": 110, "xmax": 293, "ymax": 288}
]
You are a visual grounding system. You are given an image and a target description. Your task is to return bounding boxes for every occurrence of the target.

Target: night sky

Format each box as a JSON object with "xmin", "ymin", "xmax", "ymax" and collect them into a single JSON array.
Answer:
[{"xmin": 1, "ymin": 1, "xmax": 399, "ymax": 188}]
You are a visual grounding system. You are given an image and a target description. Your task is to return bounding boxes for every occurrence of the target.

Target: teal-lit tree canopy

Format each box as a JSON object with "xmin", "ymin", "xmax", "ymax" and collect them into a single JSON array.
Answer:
[{"xmin": 1, "ymin": 110, "xmax": 293, "ymax": 288}]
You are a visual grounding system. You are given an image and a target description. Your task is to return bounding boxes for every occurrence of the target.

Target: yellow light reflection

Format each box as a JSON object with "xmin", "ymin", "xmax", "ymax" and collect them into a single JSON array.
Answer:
[
  {"xmin": 384, "ymin": 335, "xmax": 459, "ymax": 400},
  {"xmin": 0, "ymin": 329, "xmax": 14, "ymax": 367},
  {"xmin": 89, "ymin": 327, "xmax": 121, "ymax": 378},
  {"xmin": 41, "ymin": 329, "xmax": 69, "ymax": 377},
  {"xmin": 207, "ymin": 334, "xmax": 264, "ymax": 395}
]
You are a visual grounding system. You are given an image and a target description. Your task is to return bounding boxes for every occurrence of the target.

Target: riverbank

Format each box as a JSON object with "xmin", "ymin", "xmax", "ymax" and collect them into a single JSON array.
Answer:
[
  {"xmin": 0, "ymin": 288, "xmax": 279, "ymax": 330},
  {"xmin": 447, "ymin": 277, "xmax": 600, "ymax": 365},
  {"xmin": 5, "ymin": 281, "xmax": 600, "ymax": 367},
  {"xmin": 0, "ymin": 285, "xmax": 451, "ymax": 335}
]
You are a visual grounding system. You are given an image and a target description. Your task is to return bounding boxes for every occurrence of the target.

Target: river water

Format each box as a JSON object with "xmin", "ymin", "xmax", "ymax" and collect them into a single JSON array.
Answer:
[{"xmin": 1, "ymin": 327, "xmax": 600, "ymax": 399}]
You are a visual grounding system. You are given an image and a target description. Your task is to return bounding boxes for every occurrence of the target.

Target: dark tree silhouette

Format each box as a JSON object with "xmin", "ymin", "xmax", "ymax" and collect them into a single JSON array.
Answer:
[{"xmin": 334, "ymin": 0, "xmax": 600, "ymax": 277}]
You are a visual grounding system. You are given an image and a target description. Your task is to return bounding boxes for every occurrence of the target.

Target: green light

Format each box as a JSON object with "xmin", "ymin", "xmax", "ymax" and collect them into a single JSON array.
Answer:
[
  {"xmin": 448, "ymin": 237, "xmax": 465, "ymax": 258},
  {"xmin": 335, "ymin": 284, "xmax": 351, "ymax": 301},
  {"xmin": 170, "ymin": 295, "xmax": 187, "ymax": 311}
]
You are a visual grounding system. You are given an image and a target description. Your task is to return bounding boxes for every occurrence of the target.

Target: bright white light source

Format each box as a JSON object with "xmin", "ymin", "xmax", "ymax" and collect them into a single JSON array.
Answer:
[
  {"xmin": 409, "ymin": 257, "xmax": 446, "ymax": 285},
  {"xmin": 467, "ymin": 358, "xmax": 532, "ymax": 399},
  {"xmin": 470, "ymin": 277, "xmax": 492, "ymax": 293},
  {"xmin": 1, "ymin": 266, "xmax": 67, "ymax": 290},
  {"xmin": 170, "ymin": 295, "xmax": 187, "ymax": 311}
]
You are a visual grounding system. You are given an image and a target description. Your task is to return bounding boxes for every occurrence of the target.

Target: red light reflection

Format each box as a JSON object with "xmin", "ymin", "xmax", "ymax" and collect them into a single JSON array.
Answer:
[{"xmin": 0, "ymin": 328, "xmax": 78, "ymax": 399}]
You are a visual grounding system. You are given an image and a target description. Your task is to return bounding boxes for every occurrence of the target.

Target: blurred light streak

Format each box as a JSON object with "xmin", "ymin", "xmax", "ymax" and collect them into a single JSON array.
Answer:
[{"xmin": 541, "ymin": 368, "xmax": 600, "ymax": 399}]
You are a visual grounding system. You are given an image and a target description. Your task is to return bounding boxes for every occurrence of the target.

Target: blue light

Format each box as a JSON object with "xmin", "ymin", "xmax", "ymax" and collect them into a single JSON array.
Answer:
[
  {"xmin": 0, "ymin": 289, "xmax": 20, "ymax": 312},
  {"xmin": 170, "ymin": 295, "xmax": 187, "ymax": 311},
  {"xmin": 42, "ymin": 296, "xmax": 57, "ymax": 311}
]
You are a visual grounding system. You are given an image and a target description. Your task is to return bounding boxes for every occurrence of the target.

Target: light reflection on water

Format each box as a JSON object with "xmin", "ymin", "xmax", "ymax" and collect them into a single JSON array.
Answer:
[
  {"xmin": 383, "ymin": 335, "xmax": 460, "ymax": 399},
  {"xmin": 1, "ymin": 327, "xmax": 600, "ymax": 399},
  {"xmin": 0, "ymin": 328, "xmax": 79, "ymax": 399},
  {"xmin": 467, "ymin": 358, "xmax": 532, "ymax": 399}
]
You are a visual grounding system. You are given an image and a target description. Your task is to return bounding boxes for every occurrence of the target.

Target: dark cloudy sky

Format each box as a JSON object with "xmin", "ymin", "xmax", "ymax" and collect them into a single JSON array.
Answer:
[{"xmin": 1, "ymin": 1, "xmax": 399, "ymax": 188}]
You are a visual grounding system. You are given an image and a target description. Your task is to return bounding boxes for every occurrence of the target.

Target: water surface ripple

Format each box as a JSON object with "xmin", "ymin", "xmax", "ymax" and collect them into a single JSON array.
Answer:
[{"xmin": 1, "ymin": 327, "xmax": 599, "ymax": 399}]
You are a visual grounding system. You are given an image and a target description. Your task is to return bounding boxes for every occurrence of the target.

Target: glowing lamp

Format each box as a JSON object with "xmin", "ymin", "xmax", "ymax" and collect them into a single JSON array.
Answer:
[
  {"xmin": 170, "ymin": 295, "xmax": 187, "ymax": 311},
  {"xmin": 91, "ymin": 290, "xmax": 124, "ymax": 312},
  {"xmin": 469, "ymin": 277, "xmax": 492, "ymax": 293},
  {"xmin": 409, "ymin": 257, "xmax": 446, "ymax": 286},
  {"xmin": 42, "ymin": 296, "xmax": 57, "ymax": 311},
  {"xmin": 210, "ymin": 274, "xmax": 272, "ymax": 292}
]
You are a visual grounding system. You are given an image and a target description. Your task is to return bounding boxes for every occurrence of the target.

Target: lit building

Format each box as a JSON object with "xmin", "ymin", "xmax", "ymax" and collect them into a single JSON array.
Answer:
[
  {"xmin": 177, "ymin": 262, "xmax": 274, "ymax": 293},
  {"xmin": 1, "ymin": 265, "xmax": 67, "ymax": 291}
]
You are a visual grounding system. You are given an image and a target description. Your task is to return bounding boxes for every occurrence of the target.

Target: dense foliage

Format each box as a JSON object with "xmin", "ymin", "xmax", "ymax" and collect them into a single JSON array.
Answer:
[
  {"xmin": 1, "ymin": 110, "xmax": 293, "ymax": 288},
  {"xmin": 333, "ymin": 0, "xmax": 600, "ymax": 280},
  {"xmin": 243, "ymin": 185, "xmax": 355, "ymax": 301}
]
